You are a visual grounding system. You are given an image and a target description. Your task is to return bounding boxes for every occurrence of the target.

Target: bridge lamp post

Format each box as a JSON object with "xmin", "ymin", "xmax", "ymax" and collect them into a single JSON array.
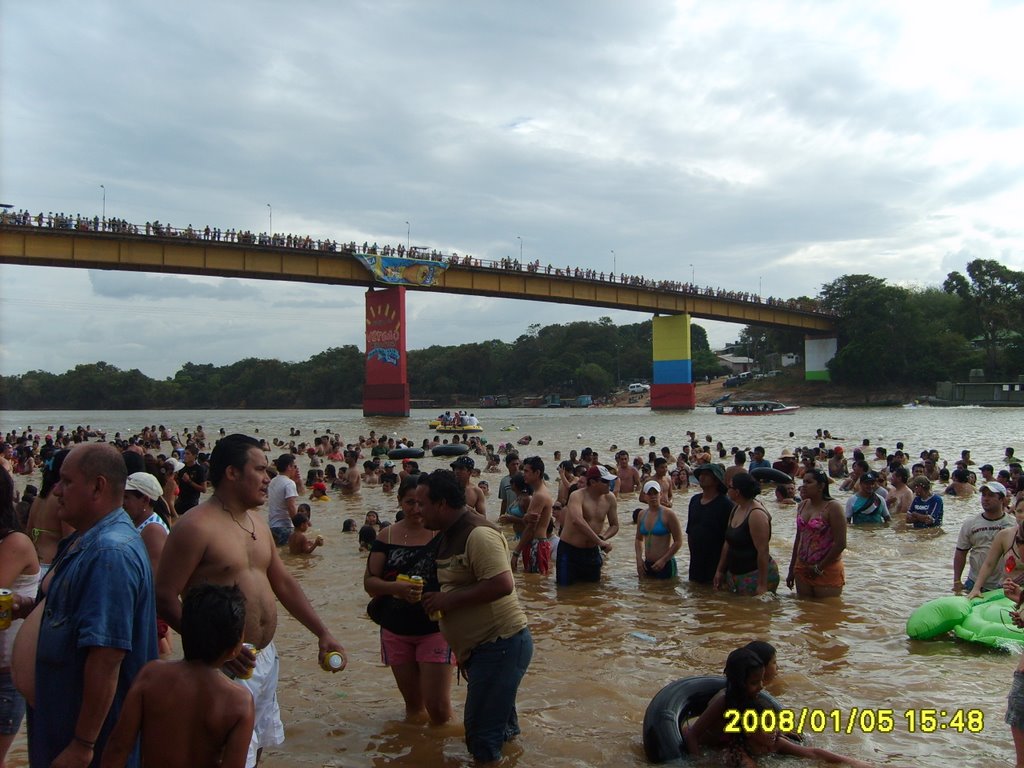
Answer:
[
  {"xmin": 516, "ymin": 236, "xmax": 522, "ymax": 262},
  {"xmin": 689, "ymin": 263, "xmax": 694, "ymax": 284},
  {"xmin": 405, "ymin": 221, "xmax": 410, "ymax": 250},
  {"xmin": 611, "ymin": 249, "xmax": 615, "ymax": 275},
  {"xmin": 759, "ymin": 275, "xmax": 762, "ymax": 298},
  {"xmin": 100, "ymin": 185, "xmax": 105, "ymax": 225},
  {"xmin": 267, "ymin": 203, "xmax": 272, "ymax": 235}
]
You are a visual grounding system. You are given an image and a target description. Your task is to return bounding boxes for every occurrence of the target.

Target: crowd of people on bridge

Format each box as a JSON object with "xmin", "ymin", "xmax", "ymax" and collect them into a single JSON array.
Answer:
[{"xmin": 1, "ymin": 208, "xmax": 829, "ymax": 314}]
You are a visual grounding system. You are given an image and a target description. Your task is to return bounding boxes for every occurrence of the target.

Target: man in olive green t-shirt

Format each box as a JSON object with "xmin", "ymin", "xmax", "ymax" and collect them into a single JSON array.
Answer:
[{"xmin": 419, "ymin": 470, "xmax": 532, "ymax": 764}]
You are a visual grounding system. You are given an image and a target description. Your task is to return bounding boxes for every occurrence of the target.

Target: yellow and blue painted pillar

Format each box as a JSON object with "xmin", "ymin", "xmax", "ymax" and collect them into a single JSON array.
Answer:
[{"xmin": 651, "ymin": 314, "xmax": 695, "ymax": 410}]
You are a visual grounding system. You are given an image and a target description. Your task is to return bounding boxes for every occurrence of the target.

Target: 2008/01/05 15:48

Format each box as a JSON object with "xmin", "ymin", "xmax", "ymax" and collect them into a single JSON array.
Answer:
[{"xmin": 723, "ymin": 707, "xmax": 985, "ymax": 735}]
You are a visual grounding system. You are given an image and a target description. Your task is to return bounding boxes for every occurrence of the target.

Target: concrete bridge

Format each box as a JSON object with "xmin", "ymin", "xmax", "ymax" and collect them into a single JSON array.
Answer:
[{"xmin": 0, "ymin": 221, "xmax": 838, "ymax": 413}]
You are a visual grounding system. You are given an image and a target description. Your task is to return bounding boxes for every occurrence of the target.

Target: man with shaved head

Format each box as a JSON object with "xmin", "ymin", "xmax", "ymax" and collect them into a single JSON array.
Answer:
[{"xmin": 24, "ymin": 443, "xmax": 158, "ymax": 767}]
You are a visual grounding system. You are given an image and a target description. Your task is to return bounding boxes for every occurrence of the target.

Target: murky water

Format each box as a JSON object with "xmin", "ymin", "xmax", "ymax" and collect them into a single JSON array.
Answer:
[{"xmin": 3, "ymin": 406, "xmax": 1023, "ymax": 767}]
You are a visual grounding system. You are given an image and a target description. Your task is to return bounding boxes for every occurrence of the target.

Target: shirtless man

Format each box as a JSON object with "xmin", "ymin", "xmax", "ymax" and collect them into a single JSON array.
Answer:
[
  {"xmin": 512, "ymin": 456, "xmax": 554, "ymax": 574},
  {"xmin": 339, "ymin": 450, "xmax": 361, "ymax": 494},
  {"xmin": 653, "ymin": 457, "xmax": 674, "ymax": 508},
  {"xmin": 450, "ymin": 455, "xmax": 487, "ymax": 517},
  {"xmin": 888, "ymin": 466, "xmax": 914, "ymax": 517},
  {"xmin": 555, "ymin": 464, "xmax": 619, "ymax": 586},
  {"xmin": 614, "ymin": 450, "xmax": 641, "ymax": 495},
  {"xmin": 156, "ymin": 434, "xmax": 346, "ymax": 768}
]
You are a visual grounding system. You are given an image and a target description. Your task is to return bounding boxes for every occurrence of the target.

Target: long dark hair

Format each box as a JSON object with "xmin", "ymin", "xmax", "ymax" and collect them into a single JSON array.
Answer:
[
  {"xmin": 39, "ymin": 449, "xmax": 70, "ymax": 499},
  {"xmin": 0, "ymin": 466, "xmax": 18, "ymax": 537},
  {"xmin": 805, "ymin": 469, "xmax": 833, "ymax": 499},
  {"xmin": 723, "ymin": 647, "xmax": 764, "ymax": 708}
]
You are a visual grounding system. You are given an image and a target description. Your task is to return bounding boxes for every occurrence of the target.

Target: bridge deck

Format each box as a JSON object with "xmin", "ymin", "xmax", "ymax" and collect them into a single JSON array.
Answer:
[{"xmin": 0, "ymin": 225, "xmax": 835, "ymax": 333}]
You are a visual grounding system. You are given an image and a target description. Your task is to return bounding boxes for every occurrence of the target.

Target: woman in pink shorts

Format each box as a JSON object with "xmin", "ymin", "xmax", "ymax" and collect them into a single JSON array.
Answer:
[{"xmin": 364, "ymin": 478, "xmax": 454, "ymax": 724}]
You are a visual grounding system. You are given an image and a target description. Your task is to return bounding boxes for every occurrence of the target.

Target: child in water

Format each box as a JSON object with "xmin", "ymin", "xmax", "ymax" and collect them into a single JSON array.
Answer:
[
  {"xmin": 288, "ymin": 513, "xmax": 324, "ymax": 555},
  {"xmin": 101, "ymin": 584, "xmax": 254, "ymax": 768}
]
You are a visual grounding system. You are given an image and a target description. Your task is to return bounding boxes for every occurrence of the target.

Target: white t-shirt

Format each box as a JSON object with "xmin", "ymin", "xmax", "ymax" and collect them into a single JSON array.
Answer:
[
  {"xmin": 267, "ymin": 474, "xmax": 298, "ymax": 529},
  {"xmin": 956, "ymin": 512, "xmax": 1016, "ymax": 590}
]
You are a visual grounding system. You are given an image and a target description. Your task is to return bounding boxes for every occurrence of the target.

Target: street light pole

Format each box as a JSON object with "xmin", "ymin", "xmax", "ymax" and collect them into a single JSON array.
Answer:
[
  {"xmin": 759, "ymin": 275, "xmax": 762, "ymax": 298},
  {"xmin": 100, "ymin": 185, "xmax": 105, "ymax": 225},
  {"xmin": 267, "ymin": 203, "xmax": 272, "ymax": 235},
  {"xmin": 611, "ymin": 249, "xmax": 616, "ymax": 275},
  {"xmin": 516, "ymin": 236, "xmax": 522, "ymax": 262},
  {"xmin": 690, "ymin": 263, "xmax": 694, "ymax": 284},
  {"xmin": 405, "ymin": 221, "xmax": 410, "ymax": 250}
]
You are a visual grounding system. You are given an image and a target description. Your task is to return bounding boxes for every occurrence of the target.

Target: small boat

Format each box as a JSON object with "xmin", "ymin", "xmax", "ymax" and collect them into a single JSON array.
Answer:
[
  {"xmin": 715, "ymin": 400, "xmax": 799, "ymax": 415},
  {"xmin": 427, "ymin": 419, "xmax": 442, "ymax": 428}
]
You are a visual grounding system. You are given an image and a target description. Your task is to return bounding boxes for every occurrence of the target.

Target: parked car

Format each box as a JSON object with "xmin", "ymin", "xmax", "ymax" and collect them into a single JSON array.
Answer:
[{"xmin": 628, "ymin": 383, "xmax": 651, "ymax": 393}]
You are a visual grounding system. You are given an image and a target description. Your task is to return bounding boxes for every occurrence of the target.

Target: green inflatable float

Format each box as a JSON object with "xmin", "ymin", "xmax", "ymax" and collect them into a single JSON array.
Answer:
[{"xmin": 907, "ymin": 590, "xmax": 1024, "ymax": 650}]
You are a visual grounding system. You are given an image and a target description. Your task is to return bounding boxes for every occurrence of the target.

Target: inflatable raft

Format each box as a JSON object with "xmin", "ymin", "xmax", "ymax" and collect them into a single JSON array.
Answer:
[
  {"xmin": 431, "ymin": 443, "xmax": 470, "ymax": 457},
  {"xmin": 388, "ymin": 448, "xmax": 425, "ymax": 460},
  {"xmin": 906, "ymin": 590, "xmax": 1024, "ymax": 650}
]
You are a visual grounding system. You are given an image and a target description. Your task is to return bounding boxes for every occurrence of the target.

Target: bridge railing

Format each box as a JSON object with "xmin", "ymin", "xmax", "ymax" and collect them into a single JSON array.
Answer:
[{"xmin": 0, "ymin": 209, "xmax": 833, "ymax": 316}]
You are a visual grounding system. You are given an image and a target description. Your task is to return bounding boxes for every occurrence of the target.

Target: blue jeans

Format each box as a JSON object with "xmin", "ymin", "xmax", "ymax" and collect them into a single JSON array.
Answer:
[
  {"xmin": 271, "ymin": 526, "xmax": 292, "ymax": 546},
  {"xmin": 462, "ymin": 628, "xmax": 533, "ymax": 762}
]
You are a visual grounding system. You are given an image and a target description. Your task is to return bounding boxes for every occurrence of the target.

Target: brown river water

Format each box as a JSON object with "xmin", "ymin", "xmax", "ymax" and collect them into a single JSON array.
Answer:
[{"xmin": 3, "ymin": 406, "xmax": 1022, "ymax": 767}]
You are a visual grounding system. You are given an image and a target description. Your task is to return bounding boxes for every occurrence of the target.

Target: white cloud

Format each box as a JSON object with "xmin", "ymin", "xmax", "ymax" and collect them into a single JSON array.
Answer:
[{"xmin": 2, "ymin": 0, "xmax": 1022, "ymax": 378}]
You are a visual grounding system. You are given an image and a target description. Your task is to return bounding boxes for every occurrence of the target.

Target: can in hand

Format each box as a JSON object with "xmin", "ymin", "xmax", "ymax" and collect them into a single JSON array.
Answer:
[
  {"xmin": 321, "ymin": 651, "xmax": 346, "ymax": 672},
  {"xmin": 0, "ymin": 589, "xmax": 13, "ymax": 631},
  {"xmin": 396, "ymin": 574, "xmax": 423, "ymax": 601},
  {"xmin": 238, "ymin": 643, "xmax": 260, "ymax": 680}
]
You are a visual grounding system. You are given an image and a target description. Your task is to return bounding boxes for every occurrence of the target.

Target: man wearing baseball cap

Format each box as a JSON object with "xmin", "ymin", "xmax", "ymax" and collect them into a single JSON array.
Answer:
[
  {"xmin": 966, "ymin": 483, "xmax": 1024, "ymax": 606},
  {"xmin": 450, "ymin": 455, "xmax": 487, "ymax": 517},
  {"xmin": 555, "ymin": 464, "xmax": 619, "ymax": 585},
  {"xmin": 961, "ymin": 481, "xmax": 1018, "ymax": 597},
  {"xmin": 844, "ymin": 471, "xmax": 890, "ymax": 525}
]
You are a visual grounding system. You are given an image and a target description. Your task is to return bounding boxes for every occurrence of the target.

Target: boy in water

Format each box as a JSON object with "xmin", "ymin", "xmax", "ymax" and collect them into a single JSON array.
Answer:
[
  {"xmin": 288, "ymin": 512, "xmax": 324, "ymax": 555},
  {"xmin": 101, "ymin": 584, "xmax": 255, "ymax": 768}
]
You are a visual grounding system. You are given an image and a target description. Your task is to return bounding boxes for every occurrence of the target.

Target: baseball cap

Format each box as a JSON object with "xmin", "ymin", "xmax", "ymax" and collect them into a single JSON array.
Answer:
[
  {"xmin": 585, "ymin": 465, "xmax": 615, "ymax": 483},
  {"xmin": 125, "ymin": 472, "xmax": 163, "ymax": 501},
  {"xmin": 450, "ymin": 456, "xmax": 475, "ymax": 470},
  {"xmin": 980, "ymin": 481, "xmax": 1007, "ymax": 496},
  {"xmin": 642, "ymin": 480, "xmax": 661, "ymax": 494},
  {"xmin": 693, "ymin": 462, "xmax": 726, "ymax": 486},
  {"xmin": 861, "ymin": 471, "xmax": 879, "ymax": 483},
  {"xmin": 383, "ymin": 461, "xmax": 395, "ymax": 469},
  {"xmin": 166, "ymin": 457, "xmax": 185, "ymax": 472}
]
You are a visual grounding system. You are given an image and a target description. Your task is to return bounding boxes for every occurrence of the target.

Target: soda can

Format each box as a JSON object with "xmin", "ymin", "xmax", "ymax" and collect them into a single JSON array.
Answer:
[
  {"xmin": 428, "ymin": 609, "xmax": 444, "ymax": 622},
  {"xmin": 0, "ymin": 589, "xmax": 13, "ymax": 631}
]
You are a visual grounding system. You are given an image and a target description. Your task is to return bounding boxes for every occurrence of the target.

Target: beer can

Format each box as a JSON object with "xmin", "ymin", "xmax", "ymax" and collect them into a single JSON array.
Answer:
[
  {"xmin": 428, "ymin": 609, "xmax": 444, "ymax": 622},
  {"xmin": 238, "ymin": 642, "xmax": 259, "ymax": 680},
  {"xmin": 0, "ymin": 589, "xmax": 13, "ymax": 631},
  {"xmin": 321, "ymin": 651, "xmax": 346, "ymax": 672},
  {"xmin": 396, "ymin": 574, "xmax": 423, "ymax": 601}
]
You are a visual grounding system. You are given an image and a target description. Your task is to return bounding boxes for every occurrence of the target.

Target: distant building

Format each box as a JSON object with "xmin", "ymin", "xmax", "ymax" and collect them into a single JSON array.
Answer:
[{"xmin": 716, "ymin": 354, "xmax": 755, "ymax": 374}]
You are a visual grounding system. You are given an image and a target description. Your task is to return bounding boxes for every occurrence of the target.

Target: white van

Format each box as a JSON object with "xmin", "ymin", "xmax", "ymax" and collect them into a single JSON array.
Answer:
[{"xmin": 628, "ymin": 383, "xmax": 651, "ymax": 393}]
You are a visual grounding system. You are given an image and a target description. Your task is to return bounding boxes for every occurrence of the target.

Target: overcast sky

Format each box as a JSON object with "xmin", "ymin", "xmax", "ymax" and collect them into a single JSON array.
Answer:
[{"xmin": 2, "ymin": 1, "xmax": 1022, "ymax": 380}]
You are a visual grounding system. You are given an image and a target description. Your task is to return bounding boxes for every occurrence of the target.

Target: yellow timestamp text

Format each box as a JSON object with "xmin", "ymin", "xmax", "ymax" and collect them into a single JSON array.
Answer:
[{"xmin": 723, "ymin": 707, "xmax": 984, "ymax": 735}]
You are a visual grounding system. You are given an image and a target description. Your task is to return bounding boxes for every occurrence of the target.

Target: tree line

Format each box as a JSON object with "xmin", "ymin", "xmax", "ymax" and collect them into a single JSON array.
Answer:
[{"xmin": 2, "ymin": 258, "xmax": 1020, "ymax": 409}]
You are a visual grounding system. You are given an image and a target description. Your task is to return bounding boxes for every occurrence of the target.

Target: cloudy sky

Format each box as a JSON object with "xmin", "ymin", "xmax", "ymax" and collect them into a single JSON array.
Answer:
[{"xmin": 2, "ymin": 1, "xmax": 1022, "ymax": 379}]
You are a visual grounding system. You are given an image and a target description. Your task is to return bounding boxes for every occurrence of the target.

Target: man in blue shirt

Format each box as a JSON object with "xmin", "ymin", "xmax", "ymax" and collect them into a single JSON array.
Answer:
[
  {"xmin": 748, "ymin": 446, "xmax": 771, "ymax": 472},
  {"xmin": 907, "ymin": 476, "xmax": 944, "ymax": 528},
  {"xmin": 27, "ymin": 443, "xmax": 157, "ymax": 767}
]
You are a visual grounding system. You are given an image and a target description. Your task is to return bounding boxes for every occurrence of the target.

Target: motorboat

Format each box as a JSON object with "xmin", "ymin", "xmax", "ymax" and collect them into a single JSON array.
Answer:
[{"xmin": 715, "ymin": 400, "xmax": 799, "ymax": 415}]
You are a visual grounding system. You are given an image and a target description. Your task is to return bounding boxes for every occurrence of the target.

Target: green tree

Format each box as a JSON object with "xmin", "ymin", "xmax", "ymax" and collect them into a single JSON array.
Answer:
[{"xmin": 943, "ymin": 259, "xmax": 1024, "ymax": 378}]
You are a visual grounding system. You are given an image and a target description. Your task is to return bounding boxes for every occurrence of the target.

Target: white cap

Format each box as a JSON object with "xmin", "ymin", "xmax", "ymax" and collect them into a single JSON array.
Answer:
[
  {"xmin": 125, "ymin": 472, "xmax": 163, "ymax": 501},
  {"xmin": 643, "ymin": 480, "xmax": 662, "ymax": 495}
]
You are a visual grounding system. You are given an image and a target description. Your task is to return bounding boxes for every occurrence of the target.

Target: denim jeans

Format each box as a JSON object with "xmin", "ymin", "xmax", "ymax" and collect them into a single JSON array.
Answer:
[{"xmin": 462, "ymin": 627, "xmax": 533, "ymax": 762}]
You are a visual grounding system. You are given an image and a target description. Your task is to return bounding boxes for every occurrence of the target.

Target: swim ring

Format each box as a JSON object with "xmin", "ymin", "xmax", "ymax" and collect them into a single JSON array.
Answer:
[
  {"xmin": 436, "ymin": 424, "xmax": 484, "ymax": 434},
  {"xmin": 642, "ymin": 675, "xmax": 783, "ymax": 763},
  {"xmin": 906, "ymin": 590, "xmax": 1024, "ymax": 650},
  {"xmin": 431, "ymin": 444, "xmax": 470, "ymax": 457},
  {"xmin": 749, "ymin": 467, "xmax": 793, "ymax": 484},
  {"xmin": 388, "ymin": 448, "xmax": 425, "ymax": 460}
]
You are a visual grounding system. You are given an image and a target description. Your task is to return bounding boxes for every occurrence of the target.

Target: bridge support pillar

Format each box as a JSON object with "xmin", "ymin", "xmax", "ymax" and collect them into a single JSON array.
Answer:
[
  {"xmin": 651, "ymin": 314, "xmax": 695, "ymax": 410},
  {"xmin": 363, "ymin": 286, "xmax": 410, "ymax": 416},
  {"xmin": 804, "ymin": 336, "xmax": 837, "ymax": 381}
]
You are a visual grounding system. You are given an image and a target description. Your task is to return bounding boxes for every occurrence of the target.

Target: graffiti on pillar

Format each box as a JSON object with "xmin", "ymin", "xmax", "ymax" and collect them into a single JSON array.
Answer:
[
  {"xmin": 356, "ymin": 254, "xmax": 447, "ymax": 287},
  {"xmin": 366, "ymin": 298, "xmax": 402, "ymax": 368}
]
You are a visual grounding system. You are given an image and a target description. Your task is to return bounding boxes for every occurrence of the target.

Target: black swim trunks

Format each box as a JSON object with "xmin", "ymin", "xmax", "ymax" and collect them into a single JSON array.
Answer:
[{"xmin": 556, "ymin": 540, "xmax": 603, "ymax": 586}]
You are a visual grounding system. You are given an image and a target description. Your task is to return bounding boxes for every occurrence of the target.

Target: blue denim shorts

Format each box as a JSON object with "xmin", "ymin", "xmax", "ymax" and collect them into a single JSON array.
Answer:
[
  {"xmin": 462, "ymin": 627, "xmax": 533, "ymax": 762},
  {"xmin": 0, "ymin": 670, "xmax": 26, "ymax": 736}
]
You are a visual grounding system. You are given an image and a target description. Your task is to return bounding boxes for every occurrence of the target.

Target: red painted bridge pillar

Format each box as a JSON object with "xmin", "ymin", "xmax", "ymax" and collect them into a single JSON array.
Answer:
[{"xmin": 363, "ymin": 286, "xmax": 410, "ymax": 416}]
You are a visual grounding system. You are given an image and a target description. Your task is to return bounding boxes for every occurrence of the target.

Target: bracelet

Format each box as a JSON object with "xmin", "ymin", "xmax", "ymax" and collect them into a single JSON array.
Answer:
[{"xmin": 74, "ymin": 736, "xmax": 96, "ymax": 749}]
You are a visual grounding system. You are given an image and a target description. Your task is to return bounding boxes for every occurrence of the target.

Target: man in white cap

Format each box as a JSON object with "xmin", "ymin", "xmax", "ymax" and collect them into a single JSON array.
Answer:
[
  {"xmin": 960, "ymin": 481, "xmax": 1017, "ymax": 596},
  {"xmin": 555, "ymin": 464, "xmax": 618, "ymax": 585}
]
